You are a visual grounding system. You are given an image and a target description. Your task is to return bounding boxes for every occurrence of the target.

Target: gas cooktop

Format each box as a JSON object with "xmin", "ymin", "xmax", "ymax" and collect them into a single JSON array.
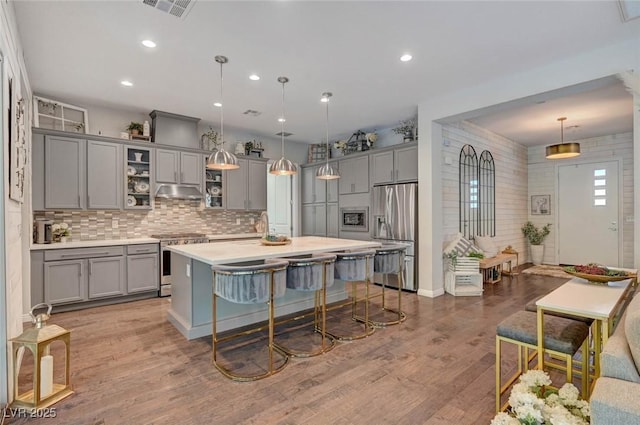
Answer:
[{"xmin": 151, "ymin": 233, "xmax": 207, "ymax": 240}]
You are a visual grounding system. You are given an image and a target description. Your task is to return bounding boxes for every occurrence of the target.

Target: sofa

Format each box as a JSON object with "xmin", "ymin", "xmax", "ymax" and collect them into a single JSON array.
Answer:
[{"xmin": 590, "ymin": 291, "xmax": 640, "ymax": 424}]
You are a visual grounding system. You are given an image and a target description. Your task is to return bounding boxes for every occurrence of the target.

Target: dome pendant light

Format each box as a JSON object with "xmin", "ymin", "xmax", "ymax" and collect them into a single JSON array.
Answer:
[
  {"xmin": 316, "ymin": 92, "xmax": 340, "ymax": 180},
  {"xmin": 207, "ymin": 55, "xmax": 239, "ymax": 170},
  {"xmin": 269, "ymin": 76, "xmax": 298, "ymax": 176},
  {"xmin": 545, "ymin": 117, "xmax": 580, "ymax": 160}
]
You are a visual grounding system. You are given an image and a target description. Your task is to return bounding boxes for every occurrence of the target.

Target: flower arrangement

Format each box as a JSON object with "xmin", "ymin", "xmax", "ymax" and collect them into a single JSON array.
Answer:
[
  {"xmin": 521, "ymin": 221, "xmax": 552, "ymax": 245},
  {"xmin": 392, "ymin": 116, "xmax": 417, "ymax": 138},
  {"xmin": 52, "ymin": 222, "xmax": 71, "ymax": 242},
  {"xmin": 127, "ymin": 122, "xmax": 143, "ymax": 135},
  {"xmin": 492, "ymin": 370, "xmax": 590, "ymax": 425},
  {"xmin": 333, "ymin": 140, "xmax": 348, "ymax": 153},
  {"xmin": 200, "ymin": 126, "xmax": 220, "ymax": 151}
]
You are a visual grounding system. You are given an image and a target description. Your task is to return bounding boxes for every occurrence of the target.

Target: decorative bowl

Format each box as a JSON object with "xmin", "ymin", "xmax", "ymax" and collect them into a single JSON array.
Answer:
[
  {"xmin": 261, "ymin": 234, "xmax": 290, "ymax": 246},
  {"xmin": 127, "ymin": 196, "xmax": 137, "ymax": 207},
  {"xmin": 127, "ymin": 166, "xmax": 137, "ymax": 176},
  {"xmin": 563, "ymin": 267, "xmax": 634, "ymax": 285},
  {"xmin": 134, "ymin": 182, "xmax": 150, "ymax": 193}
]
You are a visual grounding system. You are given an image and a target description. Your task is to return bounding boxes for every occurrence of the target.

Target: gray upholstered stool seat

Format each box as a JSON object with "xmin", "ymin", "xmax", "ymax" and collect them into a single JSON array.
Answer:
[
  {"xmin": 524, "ymin": 297, "xmax": 594, "ymax": 325},
  {"xmin": 495, "ymin": 310, "xmax": 590, "ymax": 412},
  {"xmin": 327, "ymin": 249, "xmax": 377, "ymax": 341},
  {"xmin": 271, "ymin": 253, "xmax": 337, "ymax": 357},
  {"xmin": 371, "ymin": 243, "xmax": 408, "ymax": 327},
  {"xmin": 211, "ymin": 259, "xmax": 290, "ymax": 381}
]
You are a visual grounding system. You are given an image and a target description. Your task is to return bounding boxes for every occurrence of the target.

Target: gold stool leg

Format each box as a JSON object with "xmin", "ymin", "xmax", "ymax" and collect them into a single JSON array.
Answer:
[{"xmin": 369, "ymin": 255, "xmax": 407, "ymax": 327}]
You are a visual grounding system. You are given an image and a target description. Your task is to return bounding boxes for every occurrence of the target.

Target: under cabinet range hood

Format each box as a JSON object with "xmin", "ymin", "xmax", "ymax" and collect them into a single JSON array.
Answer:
[{"xmin": 154, "ymin": 184, "xmax": 203, "ymax": 200}]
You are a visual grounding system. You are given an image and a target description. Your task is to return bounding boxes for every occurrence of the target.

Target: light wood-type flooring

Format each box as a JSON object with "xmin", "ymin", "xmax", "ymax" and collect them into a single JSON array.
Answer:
[{"xmin": 8, "ymin": 269, "xmax": 567, "ymax": 425}]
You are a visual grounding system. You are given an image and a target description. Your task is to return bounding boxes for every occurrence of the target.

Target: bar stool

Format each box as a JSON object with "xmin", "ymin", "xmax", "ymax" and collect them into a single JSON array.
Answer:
[
  {"xmin": 272, "ymin": 253, "xmax": 337, "ymax": 357},
  {"xmin": 495, "ymin": 310, "xmax": 590, "ymax": 412},
  {"xmin": 371, "ymin": 243, "xmax": 408, "ymax": 327},
  {"xmin": 327, "ymin": 249, "xmax": 377, "ymax": 341},
  {"xmin": 211, "ymin": 259, "xmax": 289, "ymax": 381}
]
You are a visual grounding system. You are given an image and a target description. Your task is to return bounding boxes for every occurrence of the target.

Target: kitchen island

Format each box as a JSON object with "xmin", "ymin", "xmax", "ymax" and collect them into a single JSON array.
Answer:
[{"xmin": 166, "ymin": 236, "xmax": 380, "ymax": 340}]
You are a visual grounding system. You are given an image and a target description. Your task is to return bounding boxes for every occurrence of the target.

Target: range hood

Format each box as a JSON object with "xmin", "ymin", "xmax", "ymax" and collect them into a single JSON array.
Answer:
[{"xmin": 154, "ymin": 184, "xmax": 203, "ymax": 200}]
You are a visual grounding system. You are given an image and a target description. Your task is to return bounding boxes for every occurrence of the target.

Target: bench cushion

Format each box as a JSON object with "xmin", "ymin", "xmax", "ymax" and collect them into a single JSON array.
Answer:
[
  {"xmin": 524, "ymin": 297, "xmax": 594, "ymax": 325},
  {"xmin": 497, "ymin": 310, "xmax": 589, "ymax": 355}
]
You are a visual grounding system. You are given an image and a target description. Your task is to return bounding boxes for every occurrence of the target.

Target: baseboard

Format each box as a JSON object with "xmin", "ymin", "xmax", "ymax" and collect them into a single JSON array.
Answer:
[{"xmin": 417, "ymin": 287, "xmax": 445, "ymax": 298}]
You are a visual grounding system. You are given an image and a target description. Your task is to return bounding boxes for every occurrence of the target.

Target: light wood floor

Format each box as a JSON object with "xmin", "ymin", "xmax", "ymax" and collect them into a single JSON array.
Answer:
[{"xmin": 9, "ymin": 269, "xmax": 566, "ymax": 425}]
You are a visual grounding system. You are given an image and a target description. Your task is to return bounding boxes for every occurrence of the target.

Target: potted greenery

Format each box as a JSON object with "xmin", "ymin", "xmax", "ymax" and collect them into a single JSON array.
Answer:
[
  {"xmin": 521, "ymin": 221, "xmax": 551, "ymax": 265},
  {"xmin": 127, "ymin": 122, "xmax": 144, "ymax": 136}
]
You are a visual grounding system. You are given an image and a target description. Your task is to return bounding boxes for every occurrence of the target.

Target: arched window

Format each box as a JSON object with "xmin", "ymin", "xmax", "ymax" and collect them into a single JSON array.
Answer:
[
  {"xmin": 478, "ymin": 150, "xmax": 495, "ymax": 236},
  {"xmin": 459, "ymin": 144, "xmax": 478, "ymax": 239}
]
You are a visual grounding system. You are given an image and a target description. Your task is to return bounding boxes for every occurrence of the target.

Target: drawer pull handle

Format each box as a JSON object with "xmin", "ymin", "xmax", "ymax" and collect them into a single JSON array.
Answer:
[{"xmin": 60, "ymin": 252, "xmax": 110, "ymax": 258}]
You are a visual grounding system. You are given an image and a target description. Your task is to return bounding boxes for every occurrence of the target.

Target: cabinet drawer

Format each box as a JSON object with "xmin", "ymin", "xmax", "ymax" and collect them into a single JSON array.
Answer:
[
  {"xmin": 44, "ymin": 246, "xmax": 124, "ymax": 261},
  {"xmin": 127, "ymin": 243, "xmax": 159, "ymax": 255}
]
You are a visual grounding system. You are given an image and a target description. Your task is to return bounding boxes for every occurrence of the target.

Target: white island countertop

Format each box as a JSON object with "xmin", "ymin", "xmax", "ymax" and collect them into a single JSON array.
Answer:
[{"xmin": 167, "ymin": 236, "xmax": 381, "ymax": 265}]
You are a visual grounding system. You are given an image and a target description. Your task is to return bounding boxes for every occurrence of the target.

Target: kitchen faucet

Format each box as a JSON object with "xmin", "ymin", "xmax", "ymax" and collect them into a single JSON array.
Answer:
[{"xmin": 260, "ymin": 211, "xmax": 269, "ymax": 238}]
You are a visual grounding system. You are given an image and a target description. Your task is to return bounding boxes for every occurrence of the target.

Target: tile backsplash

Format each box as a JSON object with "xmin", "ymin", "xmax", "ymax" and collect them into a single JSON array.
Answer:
[{"xmin": 33, "ymin": 199, "xmax": 262, "ymax": 240}]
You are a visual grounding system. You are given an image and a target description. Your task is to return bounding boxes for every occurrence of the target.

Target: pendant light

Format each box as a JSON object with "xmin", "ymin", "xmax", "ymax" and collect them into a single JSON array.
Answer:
[
  {"xmin": 545, "ymin": 117, "xmax": 580, "ymax": 160},
  {"xmin": 269, "ymin": 76, "xmax": 298, "ymax": 176},
  {"xmin": 207, "ymin": 55, "xmax": 239, "ymax": 170},
  {"xmin": 316, "ymin": 92, "xmax": 340, "ymax": 180}
]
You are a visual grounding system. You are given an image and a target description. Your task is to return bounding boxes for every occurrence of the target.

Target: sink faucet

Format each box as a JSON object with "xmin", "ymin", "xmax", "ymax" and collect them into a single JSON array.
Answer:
[{"xmin": 259, "ymin": 211, "xmax": 269, "ymax": 238}]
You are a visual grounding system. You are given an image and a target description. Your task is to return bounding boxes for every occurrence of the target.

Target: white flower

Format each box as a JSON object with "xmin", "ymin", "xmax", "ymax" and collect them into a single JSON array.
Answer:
[
  {"xmin": 558, "ymin": 383, "xmax": 580, "ymax": 404},
  {"xmin": 60, "ymin": 222, "xmax": 69, "ymax": 230},
  {"xmin": 520, "ymin": 369, "xmax": 552, "ymax": 388},
  {"xmin": 52, "ymin": 224, "xmax": 61, "ymax": 232},
  {"xmin": 490, "ymin": 412, "xmax": 520, "ymax": 425}
]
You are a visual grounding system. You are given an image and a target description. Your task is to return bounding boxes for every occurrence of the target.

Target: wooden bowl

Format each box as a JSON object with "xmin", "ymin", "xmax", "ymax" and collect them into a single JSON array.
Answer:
[
  {"xmin": 563, "ymin": 269, "xmax": 634, "ymax": 285},
  {"xmin": 260, "ymin": 238, "xmax": 291, "ymax": 246}
]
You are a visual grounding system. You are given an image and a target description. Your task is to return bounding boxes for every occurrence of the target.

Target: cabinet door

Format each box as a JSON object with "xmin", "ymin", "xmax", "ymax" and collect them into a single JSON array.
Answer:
[
  {"xmin": 339, "ymin": 156, "xmax": 369, "ymax": 194},
  {"xmin": 302, "ymin": 167, "xmax": 315, "ymax": 204},
  {"xmin": 180, "ymin": 152, "xmax": 202, "ymax": 185},
  {"xmin": 88, "ymin": 257, "xmax": 125, "ymax": 299},
  {"xmin": 155, "ymin": 149, "xmax": 179, "ymax": 184},
  {"xmin": 327, "ymin": 203, "xmax": 339, "ymax": 237},
  {"xmin": 326, "ymin": 163, "xmax": 339, "ymax": 203},
  {"xmin": 226, "ymin": 158, "xmax": 248, "ymax": 210},
  {"xmin": 44, "ymin": 136, "xmax": 85, "ymax": 209},
  {"xmin": 87, "ymin": 140, "xmax": 121, "ymax": 209},
  {"xmin": 395, "ymin": 146, "xmax": 418, "ymax": 182},
  {"xmin": 247, "ymin": 160, "xmax": 267, "ymax": 210},
  {"xmin": 371, "ymin": 151, "xmax": 394, "ymax": 185},
  {"xmin": 314, "ymin": 204, "xmax": 327, "ymax": 236},
  {"xmin": 44, "ymin": 260, "xmax": 86, "ymax": 304},
  {"xmin": 302, "ymin": 204, "xmax": 315, "ymax": 236},
  {"xmin": 127, "ymin": 254, "xmax": 159, "ymax": 293}
]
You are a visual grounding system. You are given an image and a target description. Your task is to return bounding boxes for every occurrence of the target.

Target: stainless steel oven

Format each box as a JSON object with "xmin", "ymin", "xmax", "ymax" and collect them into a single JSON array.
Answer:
[
  {"xmin": 340, "ymin": 207, "xmax": 369, "ymax": 232},
  {"xmin": 151, "ymin": 233, "xmax": 209, "ymax": 297}
]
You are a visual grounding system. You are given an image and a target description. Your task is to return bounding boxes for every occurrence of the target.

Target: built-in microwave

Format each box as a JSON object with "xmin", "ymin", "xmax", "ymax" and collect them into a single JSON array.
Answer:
[{"xmin": 340, "ymin": 207, "xmax": 369, "ymax": 232}]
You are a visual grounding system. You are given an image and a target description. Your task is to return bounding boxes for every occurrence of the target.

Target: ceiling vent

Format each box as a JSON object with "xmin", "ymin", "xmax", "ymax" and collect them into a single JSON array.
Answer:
[
  {"xmin": 142, "ymin": 0, "xmax": 195, "ymax": 19},
  {"xmin": 243, "ymin": 109, "xmax": 262, "ymax": 117},
  {"xmin": 276, "ymin": 132, "xmax": 293, "ymax": 137}
]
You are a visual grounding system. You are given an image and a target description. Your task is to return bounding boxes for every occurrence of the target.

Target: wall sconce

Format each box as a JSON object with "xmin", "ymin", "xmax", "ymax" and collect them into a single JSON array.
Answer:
[{"xmin": 10, "ymin": 303, "xmax": 73, "ymax": 411}]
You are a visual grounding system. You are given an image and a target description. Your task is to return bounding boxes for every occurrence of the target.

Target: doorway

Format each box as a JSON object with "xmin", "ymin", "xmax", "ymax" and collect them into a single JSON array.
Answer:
[
  {"xmin": 266, "ymin": 162, "xmax": 299, "ymax": 237},
  {"xmin": 557, "ymin": 160, "xmax": 621, "ymax": 266}
]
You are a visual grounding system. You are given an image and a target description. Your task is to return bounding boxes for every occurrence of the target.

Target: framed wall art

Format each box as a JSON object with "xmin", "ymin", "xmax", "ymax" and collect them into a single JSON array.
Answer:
[{"xmin": 531, "ymin": 194, "xmax": 551, "ymax": 215}]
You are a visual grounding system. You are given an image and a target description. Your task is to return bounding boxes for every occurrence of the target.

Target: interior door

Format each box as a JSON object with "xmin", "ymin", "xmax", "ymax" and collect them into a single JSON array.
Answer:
[
  {"xmin": 267, "ymin": 164, "xmax": 292, "ymax": 236},
  {"xmin": 558, "ymin": 160, "xmax": 620, "ymax": 265}
]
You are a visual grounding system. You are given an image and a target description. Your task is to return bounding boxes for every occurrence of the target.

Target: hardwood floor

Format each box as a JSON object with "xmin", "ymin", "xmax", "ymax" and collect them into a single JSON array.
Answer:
[{"xmin": 7, "ymin": 271, "xmax": 567, "ymax": 425}]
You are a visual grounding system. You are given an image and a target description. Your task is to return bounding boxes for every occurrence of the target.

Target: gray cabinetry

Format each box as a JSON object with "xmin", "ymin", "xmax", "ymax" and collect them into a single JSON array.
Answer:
[
  {"xmin": 301, "ymin": 204, "xmax": 326, "ymax": 236},
  {"xmin": 370, "ymin": 145, "xmax": 418, "ymax": 185},
  {"xmin": 370, "ymin": 151, "xmax": 394, "ymax": 185},
  {"xmin": 44, "ymin": 135, "xmax": 85, "ymax": 209},
  {"xmin": 248, "ymin": 160, "xmax": 267, "ymax": 210},
  {"xmin": 87, "ymin": 140, "xmax": 122, "ymax": 209},
  {"xmin": 339, "ymin": 156, "xmax": 369, "ymax": 194},
  {"xmin": 204, "ymin": 163, "xmax": 224, "ymax": 209},
  {"xmin": 394, "ymin": 145, "xmax": 418, "ymax": 182},
  {"xmin": 44, "ymin": 260, "xmax": 86, "ymax": 304},
  {"xmin": 155, "ymin": 149, "xmax": 202, "ymax": 185},
  {"xmin": 125, "ymin": 146, "xmax": 152, "ymax": 209},
  {"xmin": 226, "ymin": 158, "xmax": 267, "ymax": 210},
  {"xmin": 302, "ymin": 165, "xmax": 328, "ymax": 204},
  {"xmin": 327, "ymin": 203, "xmax": 339, "ymax": 237},
  {"xmin": 126, "ymin": 243, "xmax": 159, "ymax": 293},
  {"xmin": 88, "ymin": 257, "xmax": 126, "ymax": 299}
]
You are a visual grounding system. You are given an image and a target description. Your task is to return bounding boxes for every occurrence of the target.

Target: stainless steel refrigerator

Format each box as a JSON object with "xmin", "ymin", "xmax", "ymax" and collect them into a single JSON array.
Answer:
[{"xmin": 372, "ymin": 182, "xmax": 418, "ymax": 291}]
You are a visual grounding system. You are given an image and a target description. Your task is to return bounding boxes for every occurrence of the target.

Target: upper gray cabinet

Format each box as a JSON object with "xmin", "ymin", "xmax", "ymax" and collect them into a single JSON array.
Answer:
[
  {"xmin": 370, "ymin": 145, "xmax": 417, "ymax": 185},
  {"xmin": 87, "ymin": 140, "xmax": 122, "ymax": 209},
  {"xmin": 226, "ymin": 158, "xmax": 267, "ymax": 211},
  {"xmin": 339, "ymin": 156, "xmax": 369, "ymax": 195},
  {"xmin": 302, "ymin": 166, "xmax": 327, "ymax": 204},
  {"xmin": 44, "ymin": 135, "xmax": 85, "ymax": 209},
  {"xmin": 155, "ymin": 149, "xmax": 202, "ymax": 185}
]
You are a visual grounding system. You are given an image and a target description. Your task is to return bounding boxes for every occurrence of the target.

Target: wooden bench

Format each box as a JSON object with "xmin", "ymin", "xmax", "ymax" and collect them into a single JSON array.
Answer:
[{"xmin": 479, "ymin": 253, "xmax": 517, "ymax": 284}]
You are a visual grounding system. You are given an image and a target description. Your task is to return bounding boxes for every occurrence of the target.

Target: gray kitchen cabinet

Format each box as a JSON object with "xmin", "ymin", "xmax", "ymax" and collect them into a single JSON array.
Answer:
[
  {"xmin": 394, "ymin": 145, "xmax": 418, "ymax": 182},
  {"xmin": 155, "ymin": 149, "xmax": 202, "ymax": 185},
  {"xmin": 301, "ymin": 204, "xmax": 326, "ymax": 236},
  {"xmin": 44, "ymin": 260, "xmax": 86, "ymax": 304},
  {"xmin": 126, "ymin": 243, "xmax": 159, "ymax": 293},
  {"xmin": 370, "ymin": 151, "xmax": 394, "ymax": 185},
  {"xmin": 302, "ymin": 165, "xmax": 327, "ymax": 204},
  {"xmin": 339, "ymin": 156, "xmax": 369, "ymax": 195},
  {"xmin": 125, "ymin": 146, "xmax": 153, "ymax": 209},
  {"xmin": 87, "ymin": 140, "xmax": 122, "ymax": 209},
  {"xmin": 88, "ymin": 256, "xmax": 126, "ymax": 299},
  {"xmin": 226, "ymin": 158, "xmax": 267, "ymax": 210},
  {"xmin": 326, "ymin": 164, "xmax": 339, "ymax": 203},
  {"xmin": 327, "ymin": 203, "xmax": 339, "ymax": 237},
  {"xmin": 44, "ymin": 135, "xmax": 85, "ymax": 209}
]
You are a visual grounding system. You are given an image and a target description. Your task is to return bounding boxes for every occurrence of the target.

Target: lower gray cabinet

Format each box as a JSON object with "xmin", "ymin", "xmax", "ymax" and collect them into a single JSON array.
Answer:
[
  {"xmin": 127, "ymin": 253, "xmax": 159, "ymax": 293},
  {"xmin": 44, "ymin": 260, "xmax": 86, "ymax": 304},
  {"xmin": 88, "ymin": 257, "xmax": 126, "ymax": 299},
  {"xmin": 301, "ymin": 204, "xmax": 326, "ymax": 236}
]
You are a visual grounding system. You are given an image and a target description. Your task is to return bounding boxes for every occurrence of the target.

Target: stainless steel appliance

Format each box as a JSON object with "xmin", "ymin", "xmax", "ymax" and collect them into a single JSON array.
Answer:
[
  {"xmin": 340, "ymin": 207, "xmax": 369, "ymax": 232},
  {"xmin": 34, "ymin": 218, "xmax": 53, "ymax": 244},
  {"xmin": 151, "ymin": 232, "xmax": 209, "ymax": 297},
  {"xmin": 372, "ymin": 183, "xmax": 418, "ymax": 291}
]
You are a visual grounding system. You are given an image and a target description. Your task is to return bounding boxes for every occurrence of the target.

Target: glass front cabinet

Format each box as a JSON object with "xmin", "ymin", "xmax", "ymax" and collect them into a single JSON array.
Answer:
[
  {"xmin": 204, "ymin": 158, "xmax": 224, "ymax": 209},
  {"xmin": 125, "ymin": 146, "xmax": 152, "ymax": 210}
]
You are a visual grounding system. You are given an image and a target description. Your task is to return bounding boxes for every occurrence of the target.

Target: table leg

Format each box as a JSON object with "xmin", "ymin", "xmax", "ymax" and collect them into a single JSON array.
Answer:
[
  {"xmin": 536, "ymin": 307, "xmax": 545, "ymax": 370},
  {"xmin": 593, "ymin": 319, "xmax": 602, "ymax": 381}
]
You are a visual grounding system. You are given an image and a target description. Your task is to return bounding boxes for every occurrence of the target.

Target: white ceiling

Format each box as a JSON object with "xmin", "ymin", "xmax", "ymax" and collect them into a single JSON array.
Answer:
[{"xmin": 13, "ymin": 1, "xmax": 639, "ymax": 146}]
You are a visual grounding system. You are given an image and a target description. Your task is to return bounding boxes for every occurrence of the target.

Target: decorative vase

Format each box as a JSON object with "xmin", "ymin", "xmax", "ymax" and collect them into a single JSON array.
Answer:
[
  {"xmin": 60, "ymin": 237, "xmax": 68, "ymax": 243},
  {"xmin": 530, "ymin": 244, "xmax": 544, "ymax": 265},
  {"xmin": 134, "ymin": 152, "xmax": 143, "ymax": 162},
  {"xmin": 131, "ymin": 129, "xmax": 140, "ymax": 136}
]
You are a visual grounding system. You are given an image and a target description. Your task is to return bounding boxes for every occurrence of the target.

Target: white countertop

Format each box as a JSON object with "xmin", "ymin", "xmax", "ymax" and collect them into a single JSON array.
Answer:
[
  {"xmin": 167, "ymin": 236, "xmax": 381, "ymax": 266},
  {"xmin": 207, "ymin": 233, "xmax": 262, "ymax": 241},
  {"xmin": 31, "ymin": 238, "xmax": 159, "ymax": 250}
]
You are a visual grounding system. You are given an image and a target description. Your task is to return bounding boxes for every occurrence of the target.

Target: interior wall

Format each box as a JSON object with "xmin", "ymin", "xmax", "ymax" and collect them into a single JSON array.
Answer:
[{"xmin": 527, "ymin": 131, "xmax": 634, "ymax": 267}]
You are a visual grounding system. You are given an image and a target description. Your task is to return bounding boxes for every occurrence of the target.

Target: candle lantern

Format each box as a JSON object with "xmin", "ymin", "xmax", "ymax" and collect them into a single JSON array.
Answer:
[{"xmin": 10, "ymin": 303, "xmax": 73, "ymax": 411}]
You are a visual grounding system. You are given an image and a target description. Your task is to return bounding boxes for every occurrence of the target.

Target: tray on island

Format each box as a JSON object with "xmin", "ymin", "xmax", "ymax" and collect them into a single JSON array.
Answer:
[
  {"xmin": 563, "ymin": 269, "xmax": 634, "ymax": 285},
  {"xmin": 260, "ymin": 238, "xmax": 291, "ymax": 246}
]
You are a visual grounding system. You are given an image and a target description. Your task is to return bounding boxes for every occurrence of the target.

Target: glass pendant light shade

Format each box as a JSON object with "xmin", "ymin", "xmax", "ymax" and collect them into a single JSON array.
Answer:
[
  {"xmin": 316, "ymin": 91, "xmax": 340, "ymax": 180},
  {"xmin": 545, "ymin": 117, "xmax": 581, "ymax": 160},
  {"xmin": 207, "ymin": 55, "xmax": 240, "ymax": 170},
  {"xmin": 269, "ymin": 76, "xmax": 298, "ymax": 176}
]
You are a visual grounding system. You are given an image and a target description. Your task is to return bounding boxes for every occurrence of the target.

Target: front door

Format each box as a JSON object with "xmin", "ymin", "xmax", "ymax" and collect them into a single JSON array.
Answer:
[{"xmin": 558, "ymin": 160, "xmax": 620, "ymax": 266}]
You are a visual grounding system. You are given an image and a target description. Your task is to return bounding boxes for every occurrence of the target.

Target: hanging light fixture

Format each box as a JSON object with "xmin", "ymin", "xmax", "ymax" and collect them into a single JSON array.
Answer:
[
  {"xmin": 269, "ymin": 76, "xmax": 298, "ymax": 176},
  {"xmin": 207, "ymin": 55, "xmax": 239, "ymax": 170},
  {"xmin": 545, "ymin": 117, "xmax": 580, "ymax": 159},
  {"xmin": 316, "ymin": 92, "xmax": 340, "ymax": 180}
]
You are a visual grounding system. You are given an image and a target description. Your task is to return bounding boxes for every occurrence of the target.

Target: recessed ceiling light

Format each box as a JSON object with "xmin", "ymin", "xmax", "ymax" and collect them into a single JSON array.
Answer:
[
  {"xmin": 121, "ymin": 80, "xmax": 133, "ymax": 87},
  {"xmin": 400, "ymin": 54, "xmax": 413, "ymax": 62},
  {"xmin": 213, "ymin": 102, "xmax": 222, "ymax": 107},
  {"xmin": 249, "ymin": 74, "xmax": 260, "ymax": 81},
  {"xmin": 278, "ymin": 118, "xmax": 286, "ymax": 123},
  {"xmin": 142, "ymin": 40, "xmax": 156, "ymax": 48}
]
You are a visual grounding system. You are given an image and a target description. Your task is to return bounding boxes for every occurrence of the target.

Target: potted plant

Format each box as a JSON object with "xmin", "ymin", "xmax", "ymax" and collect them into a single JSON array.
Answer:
[
  {"xmin": 392, "ymin": 117, "xmax": 417, "ymax": 142},
  {"xmin": 521, "ymin": 221, "xmax": 551, "ymax": 265},
  {"xmin": 127, "ymin": 122, "xmax": 144, "ymax": 136}
]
